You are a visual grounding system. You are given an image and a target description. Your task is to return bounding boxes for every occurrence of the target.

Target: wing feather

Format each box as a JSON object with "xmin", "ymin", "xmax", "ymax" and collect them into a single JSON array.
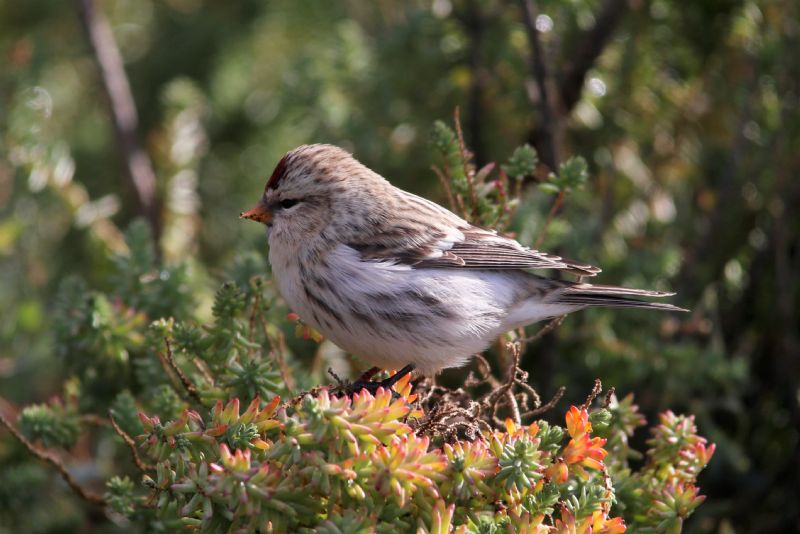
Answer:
[{"xmin": 348, "ymin": 218, "xmax": 600, "ymax": 276}]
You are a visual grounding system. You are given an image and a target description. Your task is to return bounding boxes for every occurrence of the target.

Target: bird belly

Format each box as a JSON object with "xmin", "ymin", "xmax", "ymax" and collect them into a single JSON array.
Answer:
[{"xmin": 270, "ymin": 244, "xmax": 515, "ymax": 374}]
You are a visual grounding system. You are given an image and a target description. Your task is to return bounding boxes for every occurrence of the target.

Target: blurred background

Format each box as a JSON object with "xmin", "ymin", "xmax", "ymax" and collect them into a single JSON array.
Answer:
[{"xmin": 1, "ymin": 0, "xmax": 798, "ymax": 532}]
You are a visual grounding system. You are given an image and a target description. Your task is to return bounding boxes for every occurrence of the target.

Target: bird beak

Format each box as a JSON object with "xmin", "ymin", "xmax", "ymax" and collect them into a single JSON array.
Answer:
[{"xmin": 240, "ymin": 201, "xmax": 272, "ymax": 225}]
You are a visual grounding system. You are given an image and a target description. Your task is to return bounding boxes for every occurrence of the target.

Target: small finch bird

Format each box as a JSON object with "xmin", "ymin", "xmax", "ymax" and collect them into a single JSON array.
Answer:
[{"xmin": 241, "ymin": 144, "xmax": 685, "ymax": 387}]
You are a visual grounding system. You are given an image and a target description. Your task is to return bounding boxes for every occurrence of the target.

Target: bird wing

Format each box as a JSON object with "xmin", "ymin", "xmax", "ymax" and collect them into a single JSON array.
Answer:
[{"xmin": 348, "ymin": 223, "xmax": 601, "ymax": 277}]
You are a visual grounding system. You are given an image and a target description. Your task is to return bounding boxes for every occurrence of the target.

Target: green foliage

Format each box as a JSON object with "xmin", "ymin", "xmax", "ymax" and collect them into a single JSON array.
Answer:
[
  {"xmin": 123, "ymin": 386, "xmax": 710, "ymax": 532},
  {"xmin": 105, "ymin": 476, "xmax": 137, "ymax": 517},
  {"xmin": 18, "ymin": 401, "xmax": 79, "ymax": 449},
  {"xmin": 502, "ymin": 144, "xmax": 539, "ymax": 181},
  {"xmin": 111, "ymin": 220, "xmax": 195, "ymax": 320},
  {"xmin": 2, "ymin": 0, "xmax": 796, "ymax": 531},
  {"xmin": 1, "ymin": 111, "xmax": 720, "ymax": 532},
  {"xmin": 0, "ymin": 212, "xmax": 714, "ymax": 532},
  {"xmin": 538, "ymin": 156, "xmax": 589, "ymax": 194}
]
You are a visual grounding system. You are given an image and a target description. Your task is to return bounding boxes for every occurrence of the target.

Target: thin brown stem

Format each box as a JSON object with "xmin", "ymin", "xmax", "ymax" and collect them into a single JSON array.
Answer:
[
  {"xmin": 158, "ymin": 338, "xmax": 203, "ymax": 404},
  {"xmin": 453, "ymin": 107, "xmax": 479, "ymax": 218},
  {"xmin": 432, "ymin": 165, "xmax": 458, "ymax": 212},
  {"xmin": 76, "ymin": 0, "xmax": 160, "ymax": 242},
  {"xmin": 79, "ymin": 414, "xmax": 110, "ymax": 427},
  {"xmin": 534, "ymin": 189, "xmax": 566, "ymax": 249},
  {"xmin": 191, "ymin": 357, "xmax": 215, "ymax": 387},
  {"xmin": 258, "ymin": 314, "xmax": 296, "ymax": 394},
  {"xmin": 602, "ymin": 387, "xmax": 616, "ymax": 409},
  {"xmin": 109, "ymin": 413, "xmax": 154, "ymax": 472},
  {"xmin": 521, "ymin": 314, "xmax": 566, "ymax": 345},
  {"xmin": 525, "ymin": 385, "xmax": 565, "ymax": 417},
  {"xmin": 582, "ymin": 378, "xmax": 603, "ymax": 410},
  {"xmin": 0, "ymin": 407, "xmax": 106, "ymax": 506}
]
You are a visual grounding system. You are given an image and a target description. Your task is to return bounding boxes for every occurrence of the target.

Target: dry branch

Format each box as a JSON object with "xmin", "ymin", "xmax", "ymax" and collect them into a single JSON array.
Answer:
[
  {"xmin": 0, "ymin": 406, "xmax": 106, "ymax": 506},
  {"xmin": 109, "ymin": 413, "xmax": 154, "ymax": 472},
  {"xmin": 76, "ymin": 0, "xmax": 161, "ymax": 241},
  {"xmin": 517, "ymin": 0, "xmax": 561, "ymax": 170},
  {"xmin": 559, "ymin": 0, "xmax": 631, "ymax": 112}
]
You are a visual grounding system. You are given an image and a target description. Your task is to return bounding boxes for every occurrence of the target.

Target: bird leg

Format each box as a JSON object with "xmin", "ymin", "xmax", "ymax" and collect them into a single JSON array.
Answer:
[
  {"xmin": 347, "ymin": 364, "xmax": 415, "ymax": 397},
  {"xmin": 356, "ymin": 366, "xmax": 380, "ymax": 382}
]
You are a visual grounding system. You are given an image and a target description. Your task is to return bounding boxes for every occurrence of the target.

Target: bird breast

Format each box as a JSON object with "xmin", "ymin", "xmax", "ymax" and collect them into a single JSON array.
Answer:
[{"xmin": 268, "ymin": 241, "xmax": 521, "ymax": 374}]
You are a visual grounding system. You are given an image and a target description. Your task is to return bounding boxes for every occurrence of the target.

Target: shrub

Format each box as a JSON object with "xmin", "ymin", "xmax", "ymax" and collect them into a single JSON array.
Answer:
[{"xmin": 0, "ymin": 117, "xmax": 713, "ymax": 532}]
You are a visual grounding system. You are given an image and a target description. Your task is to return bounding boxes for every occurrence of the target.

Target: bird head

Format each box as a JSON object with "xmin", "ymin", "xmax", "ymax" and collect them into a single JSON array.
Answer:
[{"xmin": 241, "ymin": 144, "xmax": 391, "ymax": 243}]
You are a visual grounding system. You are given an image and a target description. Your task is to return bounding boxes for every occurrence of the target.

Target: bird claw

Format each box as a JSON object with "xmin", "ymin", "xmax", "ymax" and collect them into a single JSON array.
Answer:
[{"xmin": 335, "ymin": 364, "xmax": 415, "ymax": 399}]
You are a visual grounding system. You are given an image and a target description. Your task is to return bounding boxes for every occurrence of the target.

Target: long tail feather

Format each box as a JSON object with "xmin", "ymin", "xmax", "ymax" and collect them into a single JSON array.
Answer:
[{"xmin": 554, "ymin": 283, "xmax": 688, "ymax": 312}]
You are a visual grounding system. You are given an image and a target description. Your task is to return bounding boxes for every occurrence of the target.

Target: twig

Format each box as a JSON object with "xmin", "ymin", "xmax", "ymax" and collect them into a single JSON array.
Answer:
[
  {"xmin": 79, "ymin": 414, "xmax": 110, "ymax": 427},
  {"xmin": 602, "ymin": 387, "xmax": 616, "ymax": 409},
  {"xmin": 431, "ymin": 165, "xmax": 458, "ymax": 212},
  {"xmin": 534, "ymin": 189, "xmax": 566, "ymax": 249},
  {"xmin": 453, "ymin": 107, "xmax": 479, "ymax": 218},
  {"xmin": 505, "ymin": 389, "xmax": 522, "ymax": 426},
  {"xmin": 109, "ymin": 413, "xmax": 154, "ymax": 472},
  {"xmin": 191, "ymin": 357, "xmax": 215, "ymax": 387},
  {"xmin": 521, "ymin": 314, "xmax": 566, "ymax": 344},
  {"xmin": 75, "ymin": 0, "xmax": 160, "ymax": 241},
  {"xmin": 0, "ymin": 408, "xmax": 106, "ymax": 506},
  {"xmin": 582, "ymin": 379, "xmax": 603, "ymax": 410},
  {"xmin": 248, "ymin": 291, "xmax": 261, "ymax": 348},
  {"xmin": 517, "ymin": 0, "xmax": 561, "ymax": 170},
  {"xmin": 158, "ymin": 338, "xmax": 203, "ymax": 405},
  {"xmin": 258, "ymin": 313, "xmax": 296, "ymax": 394},
  {"xmin": 465, "ymin": 354, "xmax": 499, "ymax": 388},
  {"xmin": 482, "ymin": 342, "xmax": 523, "ymax": 425},
  {"xmin": 559, "ymin": 0, "xmax": 631, "ymax": 112},
  {"xmin": 524, "ymin": 385, "xmax": 565, "ymax": 417}
]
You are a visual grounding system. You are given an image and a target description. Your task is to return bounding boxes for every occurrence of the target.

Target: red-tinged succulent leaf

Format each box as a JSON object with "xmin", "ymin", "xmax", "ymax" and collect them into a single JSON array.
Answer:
[{"xmin": 205, "ymin": 424, "xmax": 228, "ymax": 437}]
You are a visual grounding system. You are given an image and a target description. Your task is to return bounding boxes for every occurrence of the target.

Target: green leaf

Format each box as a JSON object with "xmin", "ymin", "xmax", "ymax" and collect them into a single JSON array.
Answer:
[{"xmin": 502, "ymin": 144, "xmax": 538, "ymax": 180}]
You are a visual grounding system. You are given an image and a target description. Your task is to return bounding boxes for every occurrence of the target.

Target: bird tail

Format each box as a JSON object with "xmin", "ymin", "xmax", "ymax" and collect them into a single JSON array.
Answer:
[{"xmin": 552, "ymin": 283, "xmax": 689, "ymax": 312}]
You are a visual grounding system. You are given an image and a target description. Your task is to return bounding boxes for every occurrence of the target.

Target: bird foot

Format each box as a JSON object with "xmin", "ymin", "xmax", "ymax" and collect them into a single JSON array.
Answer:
[{"xmin": 338, "ymin": 364, "xmax": 415, "ymax": 398}]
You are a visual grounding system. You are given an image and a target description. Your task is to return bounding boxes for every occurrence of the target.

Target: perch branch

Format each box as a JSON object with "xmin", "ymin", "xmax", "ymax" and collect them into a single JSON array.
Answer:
[{"xmin": 0, "ymin": 407, "xmax": 106, "ymax": 506}]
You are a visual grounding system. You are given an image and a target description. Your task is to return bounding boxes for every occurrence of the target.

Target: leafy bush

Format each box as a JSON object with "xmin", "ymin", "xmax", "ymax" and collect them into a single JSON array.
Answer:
[
  {"xmin": 119, "ymin": 387, "xmax": 712, "ymax": 532},
  {"xmin": 0, "ymin": 118, "xmax": 714, "ymax": 532}
]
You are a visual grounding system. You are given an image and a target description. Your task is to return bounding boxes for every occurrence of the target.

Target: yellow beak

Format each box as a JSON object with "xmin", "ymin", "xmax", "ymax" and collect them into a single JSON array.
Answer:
[{"xmin": 239, "ymin": 201, "xmax": 273, "ymax": 224}]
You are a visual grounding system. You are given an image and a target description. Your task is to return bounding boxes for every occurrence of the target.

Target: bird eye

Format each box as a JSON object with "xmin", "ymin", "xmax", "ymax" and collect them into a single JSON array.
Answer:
[{"xmin": 279, "ymin": 198, "xmax": 299, "ymax": 209}]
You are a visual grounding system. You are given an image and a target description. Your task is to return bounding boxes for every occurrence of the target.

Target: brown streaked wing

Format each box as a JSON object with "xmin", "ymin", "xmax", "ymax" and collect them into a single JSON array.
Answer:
[{"xmin": 349, "ymin": 225, "xmax": 601, "ymax": 276}]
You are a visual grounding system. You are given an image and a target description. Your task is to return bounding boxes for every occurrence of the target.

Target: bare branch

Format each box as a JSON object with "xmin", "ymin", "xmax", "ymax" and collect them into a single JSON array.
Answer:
[
  {"xmin": 0, "ymin": 406, "xmax": 106, "ymax": 506},
  {"xmin": 158, "ymin": 338, "xmax": 203, "ymax": 405},
  {"xmin": 521, "ymin": 314, "xmax": 566, "ymax": 344},
  {"xmin": 559, "ymin": 0, "xmax": 631, "ymax": 112},
  {"xmin": 79, "ymin": 414, "xmax": 110, "ymax": 427},
  {"xmin": 524, "ymin": 385, "xmax": 565, "ymax": 418},
  {"xmin": 109, "ymin": 413, "xmax": 154, "ymax": 472},
  {"xmin": 602, "ymin": 387, "xmax": 616, "ymax": 409},
  {"xmin": 582, "ymin": 378, "xmax": 603, "ymax": 410},
  {"xmin": 517, "ymin": 0, "xmax": 561, "ymax": 170},
  {"xmin": 76, "ymin": 0, "xmax": 161, "ymax": 241},
  {"xmin": 453, "ymin": 107, "xmax": 479, "ymax": 218}
]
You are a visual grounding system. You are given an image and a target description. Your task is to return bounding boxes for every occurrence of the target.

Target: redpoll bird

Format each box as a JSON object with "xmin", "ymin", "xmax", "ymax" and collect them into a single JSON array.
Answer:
[{"xmin": 241, "ymin": 144, "xmax": 684, "ymax": 385}]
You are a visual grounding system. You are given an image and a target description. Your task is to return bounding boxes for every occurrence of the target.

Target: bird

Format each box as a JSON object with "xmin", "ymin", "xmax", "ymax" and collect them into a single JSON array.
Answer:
[{"xmin": 241, "ymin": 144, "xmax": 685, "ymax": 390}]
